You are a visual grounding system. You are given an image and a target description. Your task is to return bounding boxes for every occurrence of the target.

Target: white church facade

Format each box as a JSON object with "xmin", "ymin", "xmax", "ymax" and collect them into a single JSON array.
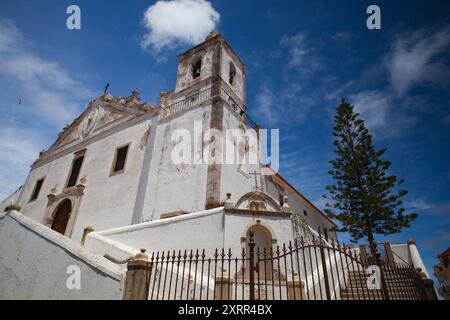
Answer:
[
  {"xmin": 8, "ymin": 32, "xmax": 336, "ymax": 245},
  {"xmin": 0, "ymin": 33, "xmax": 434, "ymax": 300}
]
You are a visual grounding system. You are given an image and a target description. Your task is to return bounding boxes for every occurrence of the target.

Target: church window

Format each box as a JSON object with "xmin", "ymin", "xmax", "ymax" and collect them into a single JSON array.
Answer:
[
  {"xmin": 191, "ymin": 58, "xmax": 202, "ymax": 79},
  {"xmin": 66, "ymin": 152, "xmax": 85, "ymax": 188},
  {"xmin": 303, "ymin": 210, "xmax": 308, "ymax": 216},
  {"xmin": 29, "ymin": 178, "xmax": 45, "ymax": 202},
  {"xmin": 111, "ymin": 144, "xmax": 129, "ymax": 175},
  {"xmin": 229, "ymin": 62, "xmax": 236, "ymax": 85}
]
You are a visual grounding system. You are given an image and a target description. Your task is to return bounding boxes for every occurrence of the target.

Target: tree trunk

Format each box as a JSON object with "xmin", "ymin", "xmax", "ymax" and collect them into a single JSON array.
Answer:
[{"xmin": 367, "ymin": 230, "xmax": 381, "ymax": 264}]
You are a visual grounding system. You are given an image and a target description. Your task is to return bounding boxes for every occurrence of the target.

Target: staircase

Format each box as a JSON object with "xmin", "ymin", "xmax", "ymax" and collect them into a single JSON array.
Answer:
[{"xmin": 340, "ymin": 269, "xmax": 420, "ymax": 300}]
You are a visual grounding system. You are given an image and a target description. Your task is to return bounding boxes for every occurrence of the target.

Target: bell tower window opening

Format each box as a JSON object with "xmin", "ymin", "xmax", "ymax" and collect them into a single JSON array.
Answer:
[
  {"xmin": 191, "ymin": 58, "xmax": 202, "ymax": 79},
  {"xmin": 229, "ymin": 62, "xmax": 236, "ymax": 85}
]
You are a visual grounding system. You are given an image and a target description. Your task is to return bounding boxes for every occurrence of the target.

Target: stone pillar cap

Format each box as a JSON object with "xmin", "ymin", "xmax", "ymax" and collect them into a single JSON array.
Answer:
[
  {"xmin": 5, "ymin": 203, "xmax": 21, "ymax": 212},
  {"xmin": 131, "ymin": 249, "xmax": 150, "ymax": 263}
]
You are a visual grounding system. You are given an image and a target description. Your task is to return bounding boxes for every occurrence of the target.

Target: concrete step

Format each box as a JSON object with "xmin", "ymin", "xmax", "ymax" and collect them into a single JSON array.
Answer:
[
  {"xmin": 340, "ymin": 295, "xmax": 414, "ymax": 300},
  {"xmin": 340, "ymin": 288, "xmax": 415, "ymax": 295},
  {"xmin": 345, "ymin": 278, "xmax": 416, "ymax": 285}
]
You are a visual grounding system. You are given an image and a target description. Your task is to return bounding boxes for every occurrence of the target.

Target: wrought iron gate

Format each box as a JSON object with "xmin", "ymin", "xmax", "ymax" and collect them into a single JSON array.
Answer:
[{"xmin": 143, "ymin": 231, "xmax": 427, "ymax": 300}]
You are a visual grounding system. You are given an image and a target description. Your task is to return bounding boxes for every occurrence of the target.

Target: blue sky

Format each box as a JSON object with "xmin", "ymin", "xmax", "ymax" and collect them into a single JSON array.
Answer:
[{"xmin": 0, "ymin": 0, "xmax": 449, "ymax": 278}]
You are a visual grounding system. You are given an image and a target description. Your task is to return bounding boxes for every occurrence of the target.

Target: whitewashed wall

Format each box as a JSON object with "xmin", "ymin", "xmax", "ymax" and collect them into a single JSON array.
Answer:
[
  {"xmin": 0, "ymin": 211, "xmax": 124, "ymax": 299},
  {"xmin": 219, "ymin": 105, "xmax": 260, "ymax": 204},
  {"xmin": 85, "ymin": 208, "xmax": 301, "ymax": 259},
  {"xmin": 141, "ymin": 105, "xmax": 212, "ymax": 221},
  {"xmin": 264, "ymin": 175, "xmax": 337, "ymax": 240},
  {"xmin": 219, "ymin": 46, "xmax": 245, "ymax": 102},
  {"xmin": 0, "ymin": 186, "xmax": 22, "ymax": 213},
  {"xmin": 18, "ymin": 117, "xmax": 153, "ymax": 242}
]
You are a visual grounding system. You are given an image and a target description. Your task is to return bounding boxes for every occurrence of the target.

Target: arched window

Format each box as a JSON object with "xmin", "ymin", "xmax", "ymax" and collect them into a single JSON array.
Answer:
[
  {"xmin": 191, "ymin": 58, "xmax": 202, "ymax": 79},
  {"xmin": 229, "ymin": 62, "xmax": 236, "ymax": 85},
  {"xmin": 51, "ymin": 199, "xmax": 72, "ymax": 235}
]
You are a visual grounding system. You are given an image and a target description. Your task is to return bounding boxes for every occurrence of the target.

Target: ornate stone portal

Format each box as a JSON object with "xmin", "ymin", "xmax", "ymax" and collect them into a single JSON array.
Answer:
[
  {"xmin": 235, "ymin": 191, "xmax": 281, "ymax": 212},
  {"xmin": 42, "ymin": 178, "xmax": 86, "ymax": 237}
]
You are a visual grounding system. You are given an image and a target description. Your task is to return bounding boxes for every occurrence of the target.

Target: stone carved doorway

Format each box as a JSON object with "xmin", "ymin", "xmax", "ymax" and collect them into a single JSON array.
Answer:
[
  {"xmin": 51, "ymin": 199, "xmax": 72, "ymax": 235},
  {"xmin": 246, "ymin": 225, "xmax": 274, "ymax": 281}
]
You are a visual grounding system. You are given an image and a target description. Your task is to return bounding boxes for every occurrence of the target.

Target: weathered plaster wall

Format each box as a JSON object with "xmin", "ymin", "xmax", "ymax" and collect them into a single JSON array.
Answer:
[
  {"xmin": 219, "ymin": 105, "xmax": 260, "ymax": 204},
  {"xmin": 72, "ymin": 118, "xmax": 153, "ymax": 240},
  {"xmin": 219, "ymin": 46, "xmax": 245, "ymax": 103},
  {"xmin": 141, "ymin": 105, "xmax": 212, "ymax": 221},
  {"xmin": 92, "ymin": 208, "xmax": 225, "ymax": 257},
  {"xmin": 18, "ymin": 117, "xmax": 153, "ymax": 242},
  {"xmin": 175, "ymin": 45, "xmax": 216, "ymax": 93},
  {"xmin": 0, "ymin": 211, "xmax": 124, "ymax": 299},
  {"xmin": 85, "ymin": 208, "xmax": 307, "ymax": 259},
  {"xmin": 264, "ymin": 175, "xmax": 337, "ymax": 240}
]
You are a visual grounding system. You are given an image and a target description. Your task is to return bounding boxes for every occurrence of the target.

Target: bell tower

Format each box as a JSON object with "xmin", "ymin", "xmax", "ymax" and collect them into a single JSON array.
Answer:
[{"xmin": 174, "ymin": 31, "xmax": 246, "ymax": 109}]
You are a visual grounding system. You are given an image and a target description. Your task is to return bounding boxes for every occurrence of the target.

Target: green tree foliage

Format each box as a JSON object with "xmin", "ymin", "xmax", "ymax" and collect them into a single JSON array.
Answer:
[{"xmin": 324, "ymin": 99, "xmax": 417, "ymax": 255}]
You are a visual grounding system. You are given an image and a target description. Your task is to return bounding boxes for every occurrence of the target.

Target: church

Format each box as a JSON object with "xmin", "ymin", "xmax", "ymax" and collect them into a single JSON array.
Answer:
[
  {"xmin": 3, "ymin": 31, "xmax": 336, "ymax": 246},
  {"xmin": 0, "ymin": 32, "xmax": 433, "ymax": 300}
]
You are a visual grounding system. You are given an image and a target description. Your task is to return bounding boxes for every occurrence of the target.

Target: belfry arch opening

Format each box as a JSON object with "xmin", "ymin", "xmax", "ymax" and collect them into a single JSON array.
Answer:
[
  {"xmin": 229, "ymin": 62, "xmax": 236, "ymax": 85},
  {"xmin": 191, "ymin": 58, "xmax": 202, "ymax": 79}
]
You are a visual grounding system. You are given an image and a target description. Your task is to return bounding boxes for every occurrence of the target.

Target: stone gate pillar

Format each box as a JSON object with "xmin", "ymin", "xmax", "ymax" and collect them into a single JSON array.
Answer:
[{"xmin": 123, "ymin": 249, "xmax": 152, "ymax": 300}]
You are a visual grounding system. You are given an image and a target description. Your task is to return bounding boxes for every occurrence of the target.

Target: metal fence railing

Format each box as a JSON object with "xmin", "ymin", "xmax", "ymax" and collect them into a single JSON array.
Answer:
[{"xmin": 140, "ymin": 231, "xmax": 427, "ymax": 300}]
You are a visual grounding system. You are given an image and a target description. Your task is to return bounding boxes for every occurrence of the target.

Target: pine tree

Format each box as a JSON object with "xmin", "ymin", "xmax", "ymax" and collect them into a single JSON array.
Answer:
[{"xmin": 324, "ymin": 99, "xmax": 417, "ymax": 260}]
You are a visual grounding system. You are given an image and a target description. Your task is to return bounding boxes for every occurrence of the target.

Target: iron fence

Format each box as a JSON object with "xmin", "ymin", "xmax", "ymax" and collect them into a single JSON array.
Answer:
[{"xmin": 142, "ymin": 231, "xmax": 427, "ymax": 300}]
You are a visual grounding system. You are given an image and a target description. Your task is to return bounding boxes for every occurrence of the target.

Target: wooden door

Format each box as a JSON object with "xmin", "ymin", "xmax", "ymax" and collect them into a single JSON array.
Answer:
[{"xmin": 51, "ymin": 199, "xmax": 72, "ymax": 235}]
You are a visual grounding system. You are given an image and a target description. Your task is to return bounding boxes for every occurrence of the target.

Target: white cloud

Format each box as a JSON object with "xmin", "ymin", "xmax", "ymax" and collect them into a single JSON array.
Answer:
[
  {"xmin": 141, "ymin": 0, "xmax": 220, "ymax": 52},
  {"xmin": 0, "ymin": 19, "xmax": 93, "ymax": 199},
  {"xmin": 406, "ymin": 199, "xmax": 434, "ymax": 211},
  {"xmin": 254, "ymin": 33, "xmax": 326, "ymax": 126},
  {"xmin": 386, "ymin": 25, "xmax": 450, "ymax": 96},
  {"xmin": 331, "ymin": 31, "xmax": 357, "ymax": 42},
  {"xmin": 0, "ymin": 19, "xmax": 92, "ymax": 128},
  {"xmin": 350, "ymin": 90, "xmax": 393, "ymax": 132},
  {"xmin": 0, "ymin": 20, "xmax": 22, "ymax": 53},
  {"xmin": 256, "ymin": 84, "xmax": 276, "ymax": 124},
  {"xmin": 280, "ymin": 33, "xmax": 322, "ymax": 71},
  {"xmin": 0, "ymin": 126, "xmax": 43, "ymax": 200}
]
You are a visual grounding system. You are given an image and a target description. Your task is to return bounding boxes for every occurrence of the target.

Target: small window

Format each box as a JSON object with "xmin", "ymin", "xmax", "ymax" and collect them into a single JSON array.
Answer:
[
  {"xmin": 303, "ymin": 210, "xmax": 308, "ymax": 216},
  {"xmin": 324, "ymin": 228, "xmax": 329, "ymax": 241},
  {"xmin": 229, "ymin": 62, "xmax": 236, "ymax": 85},
  {"xmin": 111, "ymin": 144, "xmax": 129, "ymax": 175},
  {"xmin": 192, "ymin": 58, "xmax": 202, "ymax": 79},
  {"xmin": 279, "ymin": 194, "xmax": 284, "ymax": 206},
  {"xmin": 29, "ymin": 178, "xmax": 45, "ymax": 202},
  {"xmin": 67, "ymin": 155, "xmax": 84, "ymax": 188}
]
